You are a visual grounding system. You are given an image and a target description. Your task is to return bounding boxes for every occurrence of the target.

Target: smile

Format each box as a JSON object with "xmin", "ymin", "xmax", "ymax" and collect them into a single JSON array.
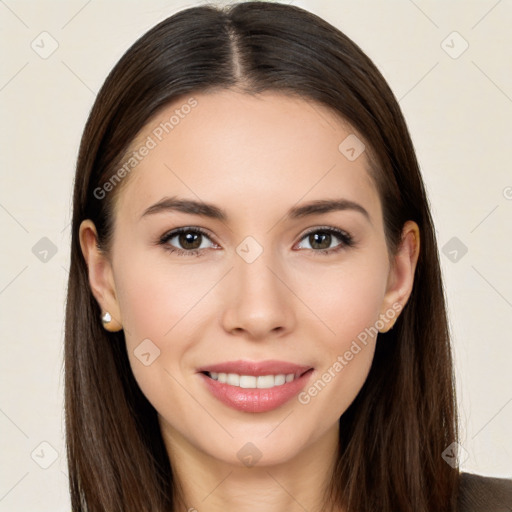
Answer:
[
  {"xmin": 197, "ymin": 360, "xmax": 315, "ymax": 413},
  {"xmin": 205, "ymin": 371, "xmax": 297, "ymax": 389}
]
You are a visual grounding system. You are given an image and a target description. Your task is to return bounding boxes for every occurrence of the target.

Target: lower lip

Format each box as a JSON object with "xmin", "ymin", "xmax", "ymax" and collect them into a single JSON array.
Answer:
[{"xmin": 199, "ymin": 370, "xmax": 314, "ymax": 413}]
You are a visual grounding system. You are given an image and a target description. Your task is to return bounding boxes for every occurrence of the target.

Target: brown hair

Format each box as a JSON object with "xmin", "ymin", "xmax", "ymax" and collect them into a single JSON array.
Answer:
[{"xmin": 65, "ymin": 2, "xmax": 459, "ymax": 510}]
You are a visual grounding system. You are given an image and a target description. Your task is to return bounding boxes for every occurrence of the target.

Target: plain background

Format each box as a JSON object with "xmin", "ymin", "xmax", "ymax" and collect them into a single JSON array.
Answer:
[{"xmin": 1, "ymin": 0, "xmax": 511, "ymax": 510}]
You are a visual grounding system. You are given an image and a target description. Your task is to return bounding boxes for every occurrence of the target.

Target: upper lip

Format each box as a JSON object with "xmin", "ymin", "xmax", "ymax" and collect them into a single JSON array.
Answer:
[{"xmin": 198, "ymin": 359, "xmax": 313, "ymax": 377}]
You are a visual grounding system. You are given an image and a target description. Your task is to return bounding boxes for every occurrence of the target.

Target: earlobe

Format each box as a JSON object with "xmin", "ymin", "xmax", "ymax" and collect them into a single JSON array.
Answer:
[
  {"xmin": 378, "ymin": 220, "xmax": 420, "ymax": 333},
  {"xmin": 79, "ymin": 219, "xmax": 123, "ymax": 332}
]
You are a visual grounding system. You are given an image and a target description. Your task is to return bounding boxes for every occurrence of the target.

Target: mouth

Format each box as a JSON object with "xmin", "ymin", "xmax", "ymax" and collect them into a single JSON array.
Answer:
[{"xmin": 197, "ymin": 360, "xmax": 314, "ymax": 413}]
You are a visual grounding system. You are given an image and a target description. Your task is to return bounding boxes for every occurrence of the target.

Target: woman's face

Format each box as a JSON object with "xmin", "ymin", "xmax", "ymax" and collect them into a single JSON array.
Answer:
[{"xmin": 81, "ymin": 90, "xmax": 417, "ymax": 468}]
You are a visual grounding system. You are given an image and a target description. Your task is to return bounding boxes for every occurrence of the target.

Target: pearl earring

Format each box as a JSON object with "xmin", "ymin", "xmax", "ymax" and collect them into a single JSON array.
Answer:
[{"xmin": 100, "ymin": 311, "xmax": 123, "ymax": 332}]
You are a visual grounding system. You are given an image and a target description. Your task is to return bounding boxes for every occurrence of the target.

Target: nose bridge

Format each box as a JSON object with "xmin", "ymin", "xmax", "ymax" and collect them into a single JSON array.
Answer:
[
  {"xmin": 236, "ymin": 239, "xmax": 278, "ymax": 295},
  {"xmin": 221, "ymin": 235, "xmax": 294, "ymax": 338}
]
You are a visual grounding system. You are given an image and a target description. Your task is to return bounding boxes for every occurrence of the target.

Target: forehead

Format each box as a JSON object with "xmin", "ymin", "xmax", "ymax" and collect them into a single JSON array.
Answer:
[{"xmin": 115, "ymin": 90, "xmax": 381, "ymax": 227}]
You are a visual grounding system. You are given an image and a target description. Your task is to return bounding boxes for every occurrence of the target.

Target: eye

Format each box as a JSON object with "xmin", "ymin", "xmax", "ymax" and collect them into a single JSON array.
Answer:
[
  {"xmin": 158, "ymin": 227, "xmax": 218, "ymax": 257},
  {"xmin": 158, "ymin": 225, "xmax": 355, "ymax": 257},
  {"xmin": 295, "ymin": 226, "xmax": 355, "ymax": 255}
]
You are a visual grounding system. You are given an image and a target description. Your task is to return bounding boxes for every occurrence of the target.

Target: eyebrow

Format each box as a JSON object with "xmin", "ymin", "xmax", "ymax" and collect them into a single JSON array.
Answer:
[{"xmin": 140, "ymin": 196, "xmax": 371, "ymax": 224}]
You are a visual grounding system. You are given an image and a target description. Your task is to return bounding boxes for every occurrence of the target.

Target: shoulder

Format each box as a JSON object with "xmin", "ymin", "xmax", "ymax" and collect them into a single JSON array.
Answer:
[{"xmin": 457, "ymin": 471, "xmax": 512, "ymax": 512}]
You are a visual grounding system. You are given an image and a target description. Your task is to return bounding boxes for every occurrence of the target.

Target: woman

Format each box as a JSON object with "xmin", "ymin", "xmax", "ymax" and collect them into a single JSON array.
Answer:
[{"xmin": 65, "ymin": 2, "xmax": 512, "ymax": 511}]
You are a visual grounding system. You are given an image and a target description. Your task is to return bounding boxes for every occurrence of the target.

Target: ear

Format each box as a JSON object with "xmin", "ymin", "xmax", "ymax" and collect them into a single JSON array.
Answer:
[
  {"xmin": 378, "ymin": 220, "xmax": 420, "ymax": 333},
  {"xmin": 79, "ymin": 219, "xmax": 123, "ymax": 332}
]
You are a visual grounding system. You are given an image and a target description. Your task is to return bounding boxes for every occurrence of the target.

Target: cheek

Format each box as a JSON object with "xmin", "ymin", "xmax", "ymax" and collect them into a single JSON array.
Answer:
[
  {"xmin": 297, "ymin": 258, "xmax": 387, "ymax": 416},
  {"xmin": 111, "ymin": 252, "xmax": 225, "ymax": 407},
  {"xmin": 112, "ymin": 262, "xmax": 200, "ymax": 421},
  {"xmin": 114, "ymin": 250, "xmax": 222, "ymax": 345},
  {"xmin": 304, "ymin": 255, "xmax": 388, "ymax": 350}
]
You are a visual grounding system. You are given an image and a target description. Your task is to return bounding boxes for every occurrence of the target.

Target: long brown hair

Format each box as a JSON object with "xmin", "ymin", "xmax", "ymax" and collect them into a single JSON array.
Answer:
[{"xmin": 65, "ymin": 2, "xmax": 459, "ymax": 510}]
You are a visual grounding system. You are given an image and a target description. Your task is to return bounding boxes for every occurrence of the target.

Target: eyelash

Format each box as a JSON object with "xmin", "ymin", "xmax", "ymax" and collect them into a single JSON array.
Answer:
[{"xmin": 158, "ymin": 226, "xmax": 355, "ymax": 257}]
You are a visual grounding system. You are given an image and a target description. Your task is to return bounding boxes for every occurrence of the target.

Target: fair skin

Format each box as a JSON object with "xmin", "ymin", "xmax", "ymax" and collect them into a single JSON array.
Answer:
[{"xmin": 80, "ymin": 90, "xmax": 420, "ymax": 512}]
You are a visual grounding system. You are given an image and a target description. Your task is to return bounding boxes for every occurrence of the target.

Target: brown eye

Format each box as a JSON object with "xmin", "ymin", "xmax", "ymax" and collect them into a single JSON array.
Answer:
[
  {"xmin": 297, "ymin": 227, "xmax": 354, "ymax": 255},
  {"xmin": 308, "ymin": 231, "xmax": 333, "ymax": 250},
  {"xmin": 177, "ymin": 231, "xmax": 203, "ymax": 250},
  {"xmin": 159, "ymin": 227, "xmax": 217, "ymax": 256}
]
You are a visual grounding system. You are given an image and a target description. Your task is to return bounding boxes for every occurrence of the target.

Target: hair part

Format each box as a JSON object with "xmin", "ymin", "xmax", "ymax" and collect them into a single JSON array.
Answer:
[{"xmin": 65, "ymin": 2, "xmax": 459, "ymax": 510}]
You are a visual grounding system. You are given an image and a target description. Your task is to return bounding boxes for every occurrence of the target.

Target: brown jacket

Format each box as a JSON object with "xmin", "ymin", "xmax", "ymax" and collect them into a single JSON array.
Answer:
[{"xmin": 458, "ymin": 472, "xmax": 512, "ymax": 511}]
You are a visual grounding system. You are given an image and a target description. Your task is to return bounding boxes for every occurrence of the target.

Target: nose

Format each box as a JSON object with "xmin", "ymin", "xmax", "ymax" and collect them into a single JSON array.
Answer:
[{"xmin": 220, "ymin": 247, "xmax": 296, "ymax": 341}]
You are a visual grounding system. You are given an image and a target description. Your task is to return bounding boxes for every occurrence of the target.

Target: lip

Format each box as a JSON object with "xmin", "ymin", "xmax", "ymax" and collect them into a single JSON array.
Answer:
[{"xmin": 197, "ymin": 359, "xmax": 314, "ymax": 413}]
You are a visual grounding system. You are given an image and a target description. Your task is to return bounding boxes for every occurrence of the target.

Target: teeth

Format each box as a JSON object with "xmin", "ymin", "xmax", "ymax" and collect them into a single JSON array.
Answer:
[
  {"xmin": 227, "ymin": 373, "xmax": 240, "ymax": 386},
  {"xmin": 240, "ymin": 375, "xmax": 256, "ymax": 388},
  {"xmin": 274, "ymin": 374, "xmax": 286, "ymax": 386},
  {"xmin": 208, "ymin": 372, "xmax": 297, "ymax": 389}
]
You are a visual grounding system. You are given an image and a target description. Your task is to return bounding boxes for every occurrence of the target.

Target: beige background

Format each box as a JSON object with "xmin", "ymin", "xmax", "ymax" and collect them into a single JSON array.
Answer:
[{"xmin": 1, "ymin": 0, "xmax": 511, "ymax": 510}]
